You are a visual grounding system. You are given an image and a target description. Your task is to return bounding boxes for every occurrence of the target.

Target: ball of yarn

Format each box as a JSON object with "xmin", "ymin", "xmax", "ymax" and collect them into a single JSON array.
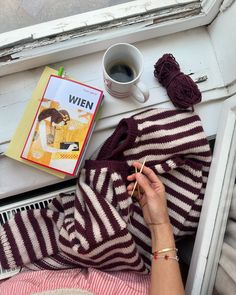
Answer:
[{"xmin": 154, "ymin": 54, "xmax": 202, "ymax": 110}]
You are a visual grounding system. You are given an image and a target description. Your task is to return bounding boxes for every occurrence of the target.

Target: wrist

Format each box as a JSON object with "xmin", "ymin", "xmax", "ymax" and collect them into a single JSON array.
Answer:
[
  {"xmin": 150, "ymin": 222, "xmax": 173, "ymax": 237},
  {"xmin": 150, "ymin": 223, "xmax": 175, "ymax": 253}
]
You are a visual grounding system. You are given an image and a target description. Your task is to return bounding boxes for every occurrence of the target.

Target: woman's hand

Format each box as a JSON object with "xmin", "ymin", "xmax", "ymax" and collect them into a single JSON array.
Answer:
[
  {"xmin": 128, "ymin": 163, "xmax": 184, "ymax": 295},
  {"xmin": 127, "ymin": 162, "xmax": 170, "ymax": 229}
]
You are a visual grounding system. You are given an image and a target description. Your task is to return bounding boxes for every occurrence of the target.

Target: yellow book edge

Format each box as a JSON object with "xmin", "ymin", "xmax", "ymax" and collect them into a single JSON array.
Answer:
[{"xmin": 5, "ymin": 67, "xmax": 66, "ymax": 179}]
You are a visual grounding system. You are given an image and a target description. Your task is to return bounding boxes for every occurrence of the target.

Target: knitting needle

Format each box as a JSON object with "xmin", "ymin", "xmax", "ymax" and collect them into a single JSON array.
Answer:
[
  {"xmin": 131, "ymin": 156, "xmax": 147, "ymax": 198},
  {"xmin": 135, "ymin": 167, "xmax": 141, "ymax": 200}
]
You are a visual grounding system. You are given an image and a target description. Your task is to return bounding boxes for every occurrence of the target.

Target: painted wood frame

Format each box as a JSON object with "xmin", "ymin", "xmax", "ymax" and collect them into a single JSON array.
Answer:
[
  {"xmin": 185, "ymin": 94, "xmax": 236, "ymax": 294},
  {"xmin": 0, "ymin": 0, "xmax": 223, "ymax": 77}
]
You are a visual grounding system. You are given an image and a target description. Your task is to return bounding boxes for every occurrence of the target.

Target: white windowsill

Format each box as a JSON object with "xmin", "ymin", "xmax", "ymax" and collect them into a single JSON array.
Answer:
[{"xmin": 0, "ymin": 25, "xmax": 227, "ymax": 200}]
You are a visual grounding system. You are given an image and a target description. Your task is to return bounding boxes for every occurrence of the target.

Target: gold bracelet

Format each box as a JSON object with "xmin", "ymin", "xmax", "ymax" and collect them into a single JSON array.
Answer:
[
  {"xmin": 148, "ymin": 222, "xmax": 168, "ymax": 226},
  {"xmin": 155, "ymin": 247, "xmax": 178, "ymax": 254}
]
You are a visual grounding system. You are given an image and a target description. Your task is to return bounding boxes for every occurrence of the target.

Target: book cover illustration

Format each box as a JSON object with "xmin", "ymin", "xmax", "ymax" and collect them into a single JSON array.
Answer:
[
  {"xmin": 6, "ymin": 67, "xmax": 67, "ymax": 178},
  {"xmin": 21, "ymin": 75, "xmax": 103, "ymax": 175}
]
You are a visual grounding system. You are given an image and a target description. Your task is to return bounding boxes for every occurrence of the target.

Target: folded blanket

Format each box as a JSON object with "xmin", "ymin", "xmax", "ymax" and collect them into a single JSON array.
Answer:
[
  {"xmin": 0, "ymin": 108, "xmax": 211, "ymax": 271},
  {"xmin": 0, "ymin": 268, "xmax": 150, "ymax": 295}
]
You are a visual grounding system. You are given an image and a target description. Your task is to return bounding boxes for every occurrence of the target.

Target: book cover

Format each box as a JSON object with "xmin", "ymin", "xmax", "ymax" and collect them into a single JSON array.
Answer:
[
  {"xmin": 5, "ymin": 67, "xmax": 66, "ymax": 178},
  {"xmin": 21, "ymin": 75, "xmax": 103, "ymax": 176}
]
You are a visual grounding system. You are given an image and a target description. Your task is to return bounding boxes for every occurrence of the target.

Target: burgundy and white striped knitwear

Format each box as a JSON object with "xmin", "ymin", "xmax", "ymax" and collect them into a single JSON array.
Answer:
[
  {"xmin": 97, "ymin": 108, "xmax": 212, "ymax": 237},
  {"xmin": 0, "ymin": 161, "xmax": 149, "ymax": 272},
  {"xmin": 0, "ymin": 108, "xmax": 211, "ymax": 272}
]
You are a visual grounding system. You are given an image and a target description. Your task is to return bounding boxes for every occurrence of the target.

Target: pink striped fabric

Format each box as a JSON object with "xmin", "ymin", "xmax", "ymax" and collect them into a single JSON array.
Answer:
[{"xmin": 0, "ymin": 268, "xmax": 150, "ymax": 295}]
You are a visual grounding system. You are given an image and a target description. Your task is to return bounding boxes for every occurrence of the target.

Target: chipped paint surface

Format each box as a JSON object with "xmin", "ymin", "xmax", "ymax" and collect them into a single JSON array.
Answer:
[
  {"xmin": 0, "ymin": 0, "xmax": 192, "ymax": 47},
  {"xmin": 0, "ymin": 1, "xmax": 201, "ymax": 64}
]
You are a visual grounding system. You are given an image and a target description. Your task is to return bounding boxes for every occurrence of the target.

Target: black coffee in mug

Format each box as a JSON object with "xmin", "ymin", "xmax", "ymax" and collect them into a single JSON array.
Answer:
[{"xmin": 107, "ymin": 61, "xmax": 136, "ymax": 83}]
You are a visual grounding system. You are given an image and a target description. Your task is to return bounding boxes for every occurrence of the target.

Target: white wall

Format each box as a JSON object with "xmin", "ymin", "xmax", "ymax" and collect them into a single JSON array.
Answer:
[{"xmin": 208, "ymin": 1, "xmax": 236, "ymax": 85}]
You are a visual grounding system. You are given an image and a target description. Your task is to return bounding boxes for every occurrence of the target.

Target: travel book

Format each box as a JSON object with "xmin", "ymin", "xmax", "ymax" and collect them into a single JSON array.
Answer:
[
  {"xmin": 6, "ymin": 67, "xmax": 66, "ymax": 178},
  {"xmin": 20, "ymin": 72, "xmax": 103, "ymax": 176}
]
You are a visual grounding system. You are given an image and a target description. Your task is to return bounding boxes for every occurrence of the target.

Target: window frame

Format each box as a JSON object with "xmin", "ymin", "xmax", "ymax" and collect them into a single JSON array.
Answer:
[
  {"xmin": 185, "ymin": 94, "xmax": 236, "ymax": 294},
  {"xmin": 0, "ymin": 0, "xmax": 223, "ymax": 77}
]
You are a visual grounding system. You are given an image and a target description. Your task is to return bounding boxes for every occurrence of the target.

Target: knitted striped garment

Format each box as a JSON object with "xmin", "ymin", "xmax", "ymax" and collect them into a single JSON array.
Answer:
[
  {"xmin": 97, "ymin": 108, "xmax": 212, "ymax": 237},
  {"xmin": 0, "ymin": 108, "xmax": 211, "ymax": 272}
]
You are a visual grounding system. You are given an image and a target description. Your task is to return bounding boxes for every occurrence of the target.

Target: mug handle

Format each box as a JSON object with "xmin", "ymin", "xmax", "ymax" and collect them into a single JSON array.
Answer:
[{"xmin": 131, "ymin": 81, "xmax": 149, "ymax": 103}]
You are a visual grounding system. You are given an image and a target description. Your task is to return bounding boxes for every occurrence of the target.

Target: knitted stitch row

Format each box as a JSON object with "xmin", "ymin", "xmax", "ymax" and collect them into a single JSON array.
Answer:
[
  {"xmin": 0, "ymin": 162, "xmax": 148, "ymax": 272},
  {"xmin": 0, "ymin": 108, "xmax": 211, "ymax": 272},
  {"xmin": 97, "ymin": 108, "xmax": 211, "ymax": 237}
]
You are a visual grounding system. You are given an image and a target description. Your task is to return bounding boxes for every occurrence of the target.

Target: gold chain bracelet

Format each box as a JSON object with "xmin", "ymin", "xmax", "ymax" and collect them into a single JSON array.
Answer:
[{"xmin": 155, "ymin": 247, "xmax": 178, "ymax": 255}]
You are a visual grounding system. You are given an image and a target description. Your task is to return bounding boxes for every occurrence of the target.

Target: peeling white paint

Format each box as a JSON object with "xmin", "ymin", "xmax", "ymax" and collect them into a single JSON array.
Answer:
[
  {"xmin": 0, "ymin": 0, "xmax": 224, "ymax": 78},
  {"xmin": 0, "ymin": 0, "xmax": 200, "ymax": 49},
  {"xmin": 0, "ymin": 2, "xmax": 201, "ymax": 60}
]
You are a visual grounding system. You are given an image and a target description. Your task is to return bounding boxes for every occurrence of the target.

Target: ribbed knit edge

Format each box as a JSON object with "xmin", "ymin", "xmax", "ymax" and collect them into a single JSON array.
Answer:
[
  {"xmin": 96, "ymin": 117, "xmax": 138, "ymax": 160},
  {"xmin": 0, "ymin": 228, "xmax": 15, "ymax": 269}
]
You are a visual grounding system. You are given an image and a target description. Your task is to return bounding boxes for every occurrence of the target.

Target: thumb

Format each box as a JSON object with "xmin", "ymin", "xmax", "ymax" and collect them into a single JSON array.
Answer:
[{"xmin": 136, "ymin": 173, "xmax": 156, "ymax": 199}]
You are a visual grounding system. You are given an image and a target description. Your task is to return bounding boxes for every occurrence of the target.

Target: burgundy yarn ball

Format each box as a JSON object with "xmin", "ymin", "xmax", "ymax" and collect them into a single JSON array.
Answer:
[{"xmin": 154, "ymin": 54, "xmax": 202, "ymax": 110}]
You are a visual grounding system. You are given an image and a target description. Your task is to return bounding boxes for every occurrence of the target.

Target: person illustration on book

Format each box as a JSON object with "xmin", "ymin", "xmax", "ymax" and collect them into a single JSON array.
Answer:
[{"xmin": 36, "ymin": 108, "xmax": 79, "ymax": 153}]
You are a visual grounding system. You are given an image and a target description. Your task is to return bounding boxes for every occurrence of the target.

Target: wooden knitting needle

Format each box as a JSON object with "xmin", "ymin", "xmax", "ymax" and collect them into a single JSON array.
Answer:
[
  {"xmin": 135, "ymin": 167, "xmax": 141, "ymax": 199},
  {"xmin": 131, "ymin": 156, "xmax": 147, "ymax": 198}
]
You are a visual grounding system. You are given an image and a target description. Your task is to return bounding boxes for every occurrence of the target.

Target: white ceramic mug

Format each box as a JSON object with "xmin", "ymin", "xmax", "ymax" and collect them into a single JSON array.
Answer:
[{"xmin": 102, "ymin": 43, "xmax": 149, "ymax": 103}]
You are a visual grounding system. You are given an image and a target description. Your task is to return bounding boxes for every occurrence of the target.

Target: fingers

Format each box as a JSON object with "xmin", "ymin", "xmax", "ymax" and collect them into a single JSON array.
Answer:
[
  {"xmin": 132, "ymin": 161, "xmax": 162, "ymax": 185},
  {"xmin": 127, "ymin": 183, "xmax": 144, "ymax": 197},
  {"xmin": 127, "ymin": 182, "xmax": 135, "ymax": 192},
  {"xmin": 135, "ymin": 173, "xmax": 156, "ymax": 200},
  {"xmin": 127, "ymin": 173, "xmax": 136, "ymax": 182}
]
